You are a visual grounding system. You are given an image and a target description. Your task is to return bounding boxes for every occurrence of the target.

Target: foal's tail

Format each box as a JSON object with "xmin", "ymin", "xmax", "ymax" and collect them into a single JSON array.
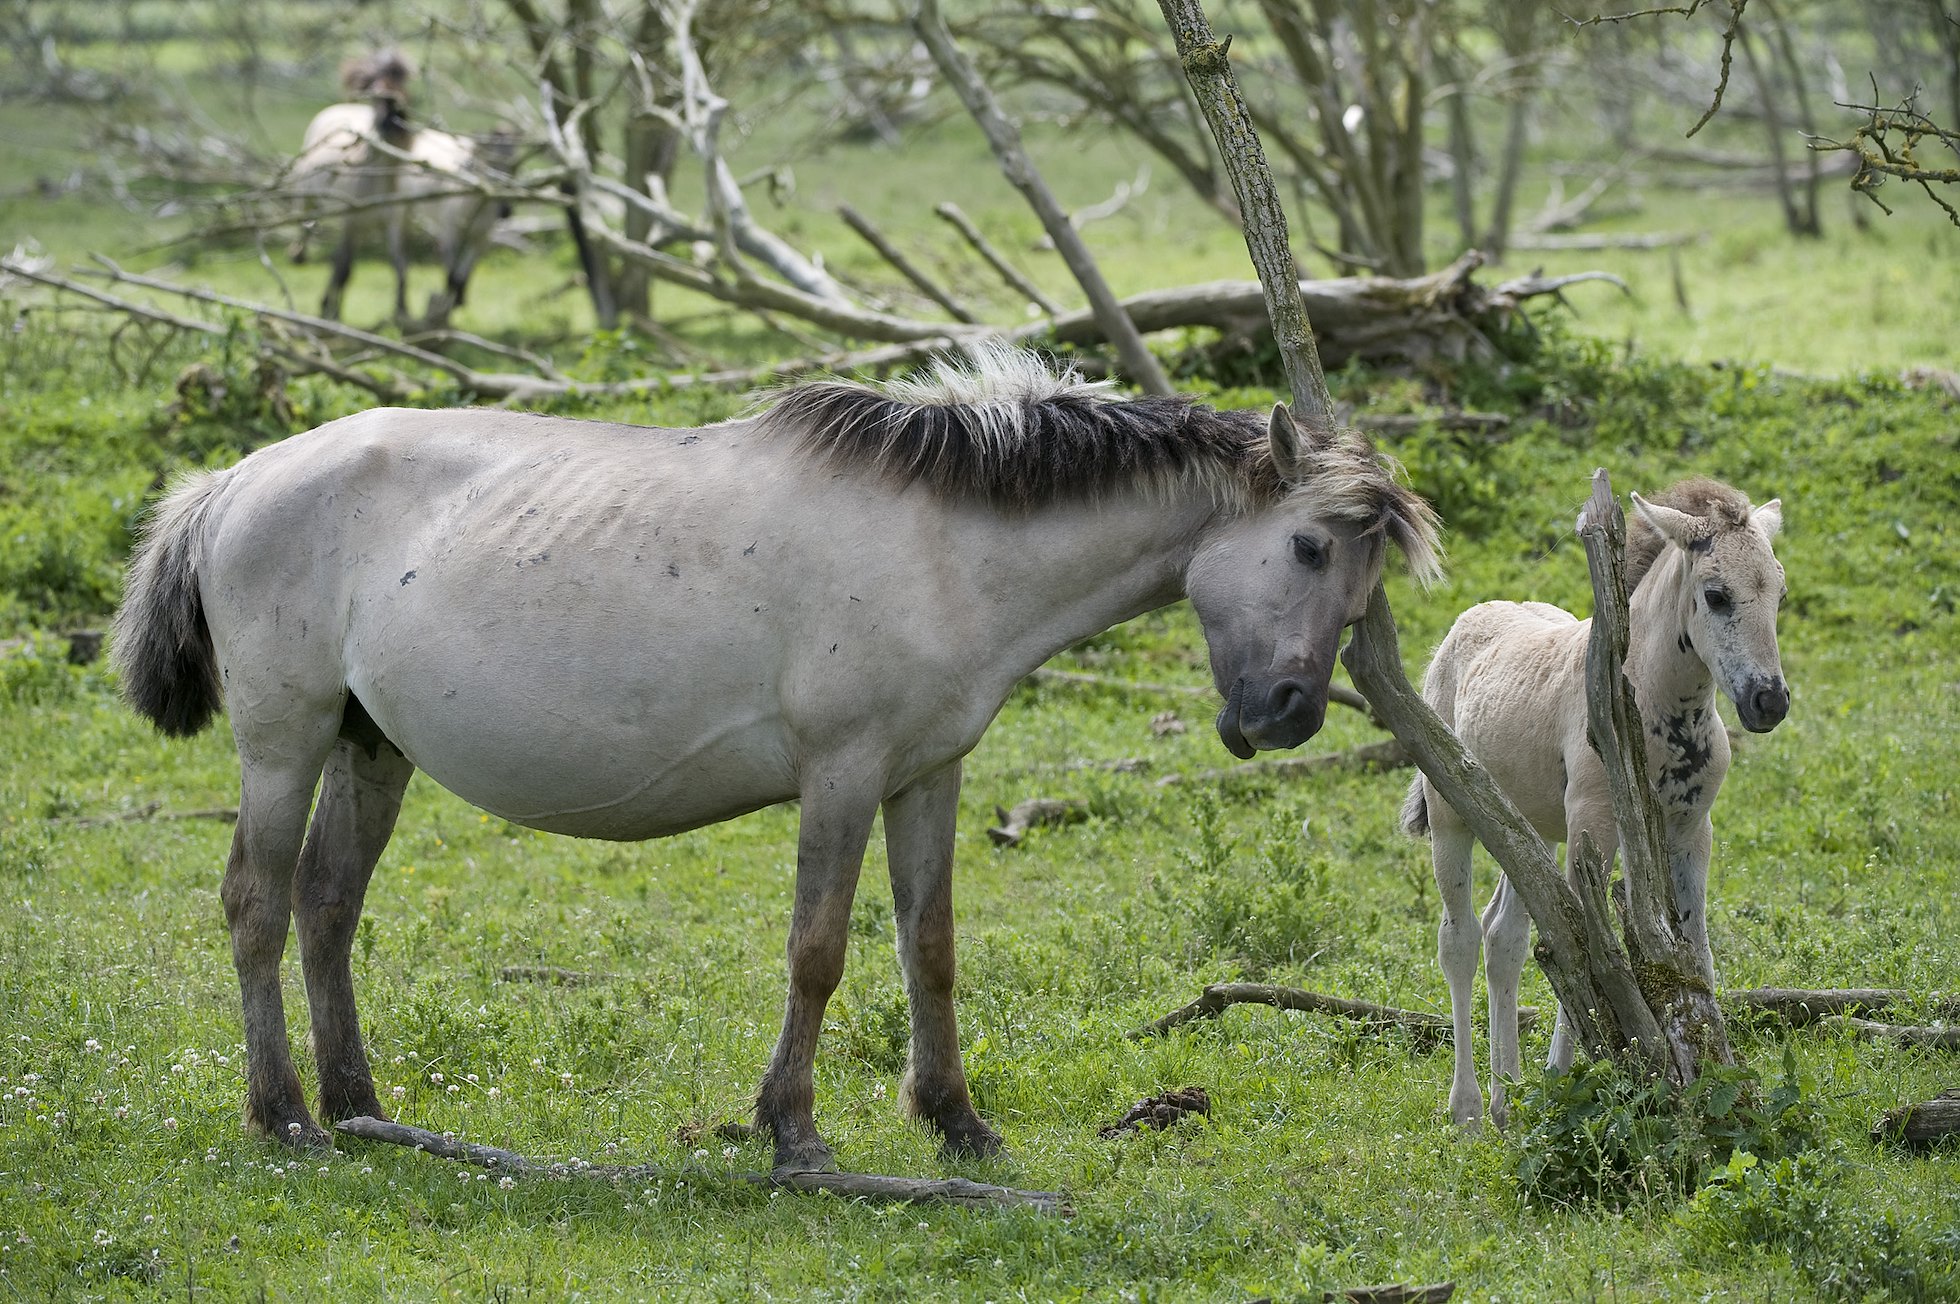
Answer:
[
  {"xmin": 1399, "ymin": 774, "xmax": 1430, "ymax": 839},
  {"xmin": 110, "ymin": 471, "xmax": 227, "ymax": 737}
]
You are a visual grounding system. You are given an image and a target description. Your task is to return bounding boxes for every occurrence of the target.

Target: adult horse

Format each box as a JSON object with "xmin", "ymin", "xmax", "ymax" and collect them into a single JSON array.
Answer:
[
  {"xmin": 1404, "ymin": 478, "xmax": 1787, "ymax": 1129},
  {"xmin": 112, "ymin": 347, "xmax": 1440, "ymax": 1172}
]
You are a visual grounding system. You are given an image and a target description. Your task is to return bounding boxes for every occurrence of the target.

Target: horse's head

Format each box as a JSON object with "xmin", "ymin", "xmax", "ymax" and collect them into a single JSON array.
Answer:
[
  {"xmin": 1189, "ymin": 405, "xmax": 1442, "ymax": 759},
  {"xmin": 1632, "ymin": 486, "xmax": 1789, "ymax": 732}
]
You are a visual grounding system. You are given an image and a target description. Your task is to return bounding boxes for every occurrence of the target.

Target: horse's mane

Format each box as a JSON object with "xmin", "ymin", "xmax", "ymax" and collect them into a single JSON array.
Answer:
[
  {"xmin": 1626, "ymin": 477, "xmax": 1756, "ymax": 591},
  {"xmin": 754, "ymin": 343, "xmax": 1442, "ymax": 583}
]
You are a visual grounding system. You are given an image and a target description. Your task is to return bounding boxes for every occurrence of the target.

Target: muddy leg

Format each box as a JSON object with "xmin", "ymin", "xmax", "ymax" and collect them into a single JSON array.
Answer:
[
  {"xmin": 224, "ymin": 758, "xmax": 332, "ymax": 1147},
  {"xmin": 755, "ymin": 774, "xmax": 878, "ymax": 1173},
  {"xmin": 294, "ymin": 736, "xmax": 413, "ymax": 1122},
  {"xmin": 321, "ymin": 225, "xmax": 355, "ymax": 321},
  {"xmin": 883, "ymin": 761, "xmax": 1000, "ymax": 1159}
]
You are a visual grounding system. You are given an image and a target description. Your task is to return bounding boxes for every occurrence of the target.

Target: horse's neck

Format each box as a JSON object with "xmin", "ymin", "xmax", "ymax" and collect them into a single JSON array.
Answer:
[
  {"xmin": 1626, "ymin": 547, "xmax": 1710, "ymax": 714},
  {"xmin": 974, "ymin": 490, "xmax": 1212, "ymax": 677}
]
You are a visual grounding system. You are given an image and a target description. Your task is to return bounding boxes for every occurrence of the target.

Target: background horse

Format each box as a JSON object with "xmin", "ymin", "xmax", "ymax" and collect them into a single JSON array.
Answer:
[
  {"xmin": 112, "ymin": 346, "xmax": 1441, "ymax": 1173},
  {"xmin": 289, "ymin": 49, "xmax": 511, "ymax": 322},
  {"xmin": 1403, "ymin": 478, "xmax": 1788, "ymax": 1129}
]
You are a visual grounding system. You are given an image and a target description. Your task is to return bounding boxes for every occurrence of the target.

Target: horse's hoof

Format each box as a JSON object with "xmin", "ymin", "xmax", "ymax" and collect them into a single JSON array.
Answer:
[
  {"xmin": 771, "ymin": 1139, "xmax": 838, "ymax": 1175},
  {"xmin": 939, "ymin": 1118, "xmax": 1005, "ymax": 1161}
]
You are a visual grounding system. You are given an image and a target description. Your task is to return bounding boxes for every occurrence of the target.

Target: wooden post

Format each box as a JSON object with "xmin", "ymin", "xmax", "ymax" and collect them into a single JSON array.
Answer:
[{"xmin": 1575, "ymin": 468, "xmax": 1734, "ymax": 1080}]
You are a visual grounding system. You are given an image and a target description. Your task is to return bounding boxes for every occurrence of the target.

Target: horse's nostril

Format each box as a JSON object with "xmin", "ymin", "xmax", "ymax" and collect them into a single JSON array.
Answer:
[
  {"xmin": 1268, "ymin": 679, "xmax": 1306, "ymax": 720},
  {"xmin": 1754, "ymin": 680, "xmax": 1790, "ymax": 720}
]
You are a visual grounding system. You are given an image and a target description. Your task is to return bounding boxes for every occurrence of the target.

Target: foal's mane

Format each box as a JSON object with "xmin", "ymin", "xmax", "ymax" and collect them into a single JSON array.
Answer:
[
  {"xmin": 755, "ymin": 344, "xmax": 1443, "ymax": 582},
  {"xmin": 1626, "ymin": 477, "xmax": 1757, "ymax": 591}
]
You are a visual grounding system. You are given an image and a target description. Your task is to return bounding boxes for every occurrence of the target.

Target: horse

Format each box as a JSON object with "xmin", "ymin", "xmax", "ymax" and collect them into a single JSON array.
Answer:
[
  {"xmin": 289, "ymin": 50, "xmax": 511, "ymax": 323},
  {"xmin": 111, "ymin": 346, "xmax": 1442, "ymax": 1173},
  {"xmin": 1401, "ymin": 478, "xmax": 1788, "ymax": 1129}
]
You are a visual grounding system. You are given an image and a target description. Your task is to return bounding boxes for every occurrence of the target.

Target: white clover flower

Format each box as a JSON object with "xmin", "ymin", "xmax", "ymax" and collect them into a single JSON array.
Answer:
[
  {"xmin": 390, "ymin": 1086, "xmax": 406, "ymax": 1100},
  {"xmin": 430, "ymin": 1072, "xmax": 444, "ymax": 1084},
  {"xmin": 163, "ymin": 1118, "xmax": 180, "ymax": 1131},
  {"xmin": 285, "ymin": 1122, "xmax": 300, "ymax": 1137},
  {"xmin": 92, "ymin": 1230, "xmax": 111, "ymax": 1246},
  {"xmin": 83, "ymin": 1039, "xmax": 101, "ymax": 1053},
  {"xmin": 498, "ymin": 1176, "xmax": 515, "ymax": 1190},
  {"xmin": 114, "ymin": 1106, "xmax": 128, "ymax": 1119},
  {"xmin": 486, "ymin": 1087, "xmax": 501, "ymax": 1099}
]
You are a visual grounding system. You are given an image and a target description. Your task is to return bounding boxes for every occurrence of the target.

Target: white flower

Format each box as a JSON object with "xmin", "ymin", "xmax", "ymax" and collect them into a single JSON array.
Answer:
[
  {"xmin": 722, "ymin": 1145, "xmax": 736, "ymax": 1160},
  {"xmin": 390, "ymin": 1086, "xmax": 406, "ymax": 1100},
  {"xmin": 114, "ymin": 1106, "xmax": 128, "ymax": 1119},
  {"xmin": 498, "ymin": 1176, "xmax": 515, "ymax": 1190},
  {"xmin": 485, "ymin": 1087, "xmax": 501, "ymax": 1100},
  {"xmin": 559, "ymin": 1073, "xmax": 574, "ymax": 1087},
  {"xmin": 83, "ymin": 1039, "xmax": 101, "ymax": 1053},
  {"xmin": 285, "ymin": 1122, "xmax": 300, "ymax": 1137},
  {"xmin": 446, "ymin": 1085, "xmax": 458, "ymax": 1094},
  {"xmin": 163, "ymin": 1118, "xmax": 180, "ymax": 1131},
  {"xmin": 361, "ymin": 1166, "xmax": 372, "ymax": 1175},
  {"xmin": 692, "ymin": 1148, "xmax": 708, "ymax": 1160},
  {"xmin": 430, "ymin": 1072, "xmax": 444, "ymax": 1084},
  {"xmin": 92, "ymin": 1230, "xmax": 111, "ymax": 1246}
]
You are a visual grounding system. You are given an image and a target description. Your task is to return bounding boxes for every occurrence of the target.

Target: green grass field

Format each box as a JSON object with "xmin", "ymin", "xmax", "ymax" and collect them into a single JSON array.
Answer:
[{"xmin": 3, "ymin": 17, "xmax": 1959, "ymax": 1302}]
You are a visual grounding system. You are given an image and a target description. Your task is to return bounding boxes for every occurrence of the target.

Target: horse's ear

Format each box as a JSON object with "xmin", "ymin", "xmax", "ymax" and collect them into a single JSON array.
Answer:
[
  {"xmin": 1751, "ymin": 498, "xmax": 1783, "ymax": 539},
  {"xmin": 1630, "ymin": 492, "xmax": 1698, "ymax": 549},
  {"xmin": 1267, "ymin": 403, "xmax": 1309, "ymax": 483}
]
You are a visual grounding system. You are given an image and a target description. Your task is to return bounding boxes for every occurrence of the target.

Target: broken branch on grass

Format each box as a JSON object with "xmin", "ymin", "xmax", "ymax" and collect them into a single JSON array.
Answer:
[
  {"xmin": 51, "ymin": 803, "xmax": 239, "ymax": 827},
  {"xmin": 913, "ymin": 0, "xmax": 1171, "ymax": 395},
  {"xmin": 1729, "ymin": 987, "xmax": 1960, "ymax": 1026},
  {"xmin": 1820, "ymin": 1016, "xmax": 1960, "ymax": 1052},
  {"xmin": 334, "ymin": 1116, "xmax": 1070, "ymax": 1214},
  {"xmin": 1028, "ymin": 667, "xmax": 1380, "ymax": 726},
  {"xmin": 934, "ymin": 201, "xmax": 1061, "ymax": 315},
  {"xmin": 986, "ymin": 798, "xmax": 1089, "ymax": 847},
  {"xmin": 838, "ymin": 203, "xmax": 978, "ymax": 323},
  {"xmin": 1326, "ymin": 1285, "xmax": 1456, "ymax": 1304},
  {"xmin": 498, "ymin": 965, "xmax": 615, "ymax": 986},
  {"xmin": 1871, "ymin": 1089, "xmax": 1960, "ymax": 1148},
  {"xmin": 1127, "ymin": 982, "xmax": 1540, "ymax": 1047}
]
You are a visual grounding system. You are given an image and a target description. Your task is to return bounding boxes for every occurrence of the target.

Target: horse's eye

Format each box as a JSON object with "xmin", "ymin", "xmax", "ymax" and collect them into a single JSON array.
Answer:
[
  {"xmin": 1703, "ymin": 588, "xmax": 1732, "ymax": 614},
  {"xmin": 1292, "ymin": 533, "xmax": 1327, "ymax": 570}
]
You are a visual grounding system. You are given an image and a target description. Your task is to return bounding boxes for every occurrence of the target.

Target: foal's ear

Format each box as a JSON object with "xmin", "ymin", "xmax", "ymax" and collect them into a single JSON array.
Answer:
[
  {"xmin": 1267, "ymin": 403, "xmax": 1310, "ymax": 483},
  {"xmin": 1630, "ymin": 492, "xmax": 1699, "ymax": 550},
  {"xmin": 1751, "ymin": 497, "xmax": 1783, "ymax": 539}
]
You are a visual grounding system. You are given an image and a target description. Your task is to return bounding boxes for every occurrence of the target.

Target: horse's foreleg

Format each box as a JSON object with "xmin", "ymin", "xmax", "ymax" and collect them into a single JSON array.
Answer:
[
  {"xmin": 1432, "ymin": 814, "xmax": 1484, "ymax": 1128},
  {"xmin": 756, "ymin": 775, "xmax": 878, "ymax": 1174},
  {"xmin": 387, "ymin": 211, "xmax": 409, "ymax": 321},
  {"xmin": 294, "ymin": 735, "xmax": 413, "ymax": 1123},
  {"xmin": 1481, "ymin": 873, "xmax": 1532, "ymax": 1129},
  {"xmin": 223, "ymin": 758, "xmax": 333, "ymax": 1147},
  {"xmin": 882, "ymin": 761, "xmax": 1001, "ymax": 1160},
  {"xmin": 322, "ymin": 226, "xmax": 355, "ymax": 321},
  {"xmin": 1668, "ymin": 816, "xmax": 1717, "ymax": 987}
]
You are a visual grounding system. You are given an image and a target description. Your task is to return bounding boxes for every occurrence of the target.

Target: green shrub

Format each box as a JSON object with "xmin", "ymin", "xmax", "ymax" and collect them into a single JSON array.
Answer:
[
  {"xmin": 1507, "ymin": 1048, "xmax": 1822, "ymax": 1208},
  {"xmin": 1680, "ymin": 1148, "xmax": 1960, "ymax": 1301}
]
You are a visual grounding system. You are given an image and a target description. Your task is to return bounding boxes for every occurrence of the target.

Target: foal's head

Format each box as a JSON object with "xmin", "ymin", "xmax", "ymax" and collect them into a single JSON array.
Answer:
[
  {"xmin": 1189, "ymin": 405, "xmax": 1442, "ymax": 758},
  {"xmin": 1630, "ymin": 479, "xmax": 1789, "ymax": 732}
]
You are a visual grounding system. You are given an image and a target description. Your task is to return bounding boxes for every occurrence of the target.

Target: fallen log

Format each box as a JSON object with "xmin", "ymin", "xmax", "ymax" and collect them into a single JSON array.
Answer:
[
  {"xmin": 1028, "ymin": 667, "xmax": 1380, "ymax": 726},
  {"xmin": 986, "ymin": 798, "xmax": 1088, "ymax": 847},
  {"xmin": 1126, "ymin": 981, "xmax": 1540, "ymax": 1047},
  {"xmin": 1729, "ymin": 987, "xmax": 1960, "ymax": 1026},
  {"xmin": 51, "ymin": 802, "xmax": 239, "ymax": 827},
  {"xmin": 1327, "ymin": 1285, "xmax": 1456, "ymax": 1304},
  {"xmin": 334, "ymin": 1116, "xmax": 1070, "ymax": 1215},
  {"xmin": 1820, "ymin": 1016, "xmax": 1960, "ymax": 1052},
  {"xmin": 1871, "ymin": 1089, "xmax": 1960, "ymax": 1148}
]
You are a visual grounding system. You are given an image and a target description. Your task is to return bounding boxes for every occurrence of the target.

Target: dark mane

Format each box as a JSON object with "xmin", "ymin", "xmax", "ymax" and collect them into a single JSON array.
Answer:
[
  {"xmin": 1626, "ymin": 477, "xmax": 1755, "ymax": 590},
  {"xmin": 756, "ymin": 383, "xmax": 1282, "ymax": 509}
]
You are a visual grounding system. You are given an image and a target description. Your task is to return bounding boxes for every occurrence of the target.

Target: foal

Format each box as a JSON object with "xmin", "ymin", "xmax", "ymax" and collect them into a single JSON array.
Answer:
[{"xmin": 1403, "ymin": 479, "xmax": 1789, "ymax": 1128}]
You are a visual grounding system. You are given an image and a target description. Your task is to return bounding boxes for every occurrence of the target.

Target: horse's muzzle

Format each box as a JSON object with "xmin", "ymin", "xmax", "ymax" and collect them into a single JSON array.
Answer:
[
  {"xmin": 1737, "ymin": 675, "xmax": 1790, "ymax": 732},
  {"xmin": 1216, "ymin": 674, "xmax": 1327, "ymax": 757}
]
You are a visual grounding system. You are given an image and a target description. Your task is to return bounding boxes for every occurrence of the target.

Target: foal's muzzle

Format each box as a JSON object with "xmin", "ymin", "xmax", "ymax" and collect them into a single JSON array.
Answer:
[{"xmin": 1736, "ymin": 675, "xmax": 1790, "ymax": 733}]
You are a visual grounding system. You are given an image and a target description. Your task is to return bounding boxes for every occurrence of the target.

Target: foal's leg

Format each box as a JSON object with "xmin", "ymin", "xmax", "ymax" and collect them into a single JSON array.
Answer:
[
  {"xmin": 1481, "ymin": 873, "xmax": 1532, "ymax": 1129},
  {"xmin": 386, "ymin": 209, "xmax": 409, "ymax": 322},
  {"xmin": 294, "ymin": 734, "xmax": 414, "ymax": 1122},
  {"xmin": 224, "ymin": 728, "xmax": 340, "ymax": 1147},
  {"xmin": 1431, "ymin": 810, "xmax": 1484, "ymax": 1128},
  {"xmin": 882, "ymin": 761, "xmax": 1000, "ymax": 1159},
  {"xmin": 756, "ymin": 773, "xmax": 880, "ymax": 1173},
  {"xmin": 1668, "ymin": 815, "xmax": 1717, "ymax": 987}
]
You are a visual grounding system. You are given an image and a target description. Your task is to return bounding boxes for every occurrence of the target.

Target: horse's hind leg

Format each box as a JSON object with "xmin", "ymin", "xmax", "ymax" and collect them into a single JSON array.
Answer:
[
  {"xmin": 321, "ymin": 225, "xmax": 355, "ymax": 320},
  {"xmin": 224, "ymin": 720, "xmax": 342, "ymax": 1147},
  {"xmin": 1431, "ymin": 809, "xmax": 1484, "ymax": 1128},
  {"xmin": 756, "ymin": 770, "xmax": 880, "ymax": 1173},
  {"xmin": 1482, "ymin": 873, "xmax": 1532, "ymax": 1129},
  {"xmin": 882, "ymin": 761, "xmax": 1001, "ymax": 1160},
  {"xmin": 294, "ymin": 721, "xmax": 414, "ymax": 1123}
]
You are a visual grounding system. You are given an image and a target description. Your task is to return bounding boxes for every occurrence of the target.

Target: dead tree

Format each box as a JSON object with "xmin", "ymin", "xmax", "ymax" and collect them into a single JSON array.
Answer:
[{"xmin": 1160, "ymin": 0, "xmax": 1731, "ymax": 1084}]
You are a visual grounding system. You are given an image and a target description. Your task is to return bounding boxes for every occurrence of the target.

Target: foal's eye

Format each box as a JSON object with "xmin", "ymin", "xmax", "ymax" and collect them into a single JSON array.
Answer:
[
  {"xmin": 1703, "ymin": 588, "xmax": 1732, "ymax": 614},
  {"xmin": 1291, "ymin": 534, "xmax": 1327, "ymax": 570}
]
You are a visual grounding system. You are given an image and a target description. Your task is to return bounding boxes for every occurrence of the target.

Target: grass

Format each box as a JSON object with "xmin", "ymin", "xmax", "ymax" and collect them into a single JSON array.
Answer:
[{"xmin": 2, "ymin": 18, "xmax": 1959, "ymax": 1302}]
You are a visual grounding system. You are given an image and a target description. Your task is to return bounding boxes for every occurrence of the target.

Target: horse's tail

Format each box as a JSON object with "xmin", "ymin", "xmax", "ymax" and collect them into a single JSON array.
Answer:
[
  {"xmin": 111, "ymin": 471, "xmax": 227, "ymax": 738},
  {"xmin": 1399, "ymin": 773, "xmax": 1430, "ymax": 839}
]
